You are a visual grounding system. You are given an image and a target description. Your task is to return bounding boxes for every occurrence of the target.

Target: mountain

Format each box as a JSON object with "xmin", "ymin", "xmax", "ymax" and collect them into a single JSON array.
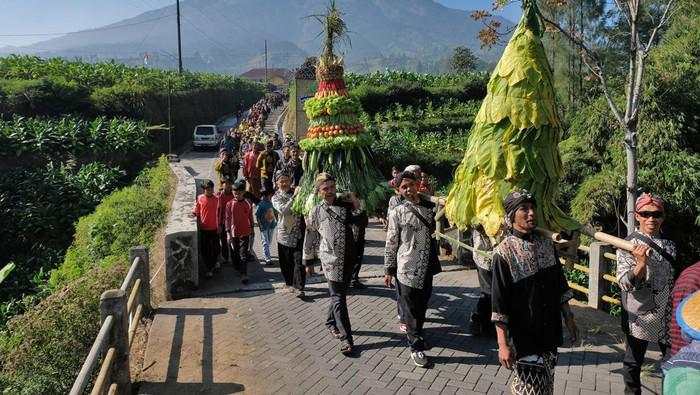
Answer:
[{"xmin": 0, "ymin": 0, "xmax": 514, "ymax": 74}]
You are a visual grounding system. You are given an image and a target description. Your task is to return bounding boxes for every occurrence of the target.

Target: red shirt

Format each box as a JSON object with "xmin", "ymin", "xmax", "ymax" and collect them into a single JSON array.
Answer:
[
  {"xmin": 243, "ymin": 151, "xmax": 260, "ymax": 180},
  {"xmin": 669, "ymin": 261, "xmax": 700, "ymax": 354},
  {"xmin": 192, "ymin": 194, "xmax": 219, "ymax": 231},
  {"xmin": 217, "ymin": 191, "xmax": 235, "ymax": 227},
  {"xmin": 225, "ymin": 198, "xmax": 253, "ymax": 237}
]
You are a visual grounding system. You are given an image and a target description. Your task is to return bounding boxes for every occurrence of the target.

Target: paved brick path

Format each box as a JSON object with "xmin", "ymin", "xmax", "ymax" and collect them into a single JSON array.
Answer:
[{"xmin": 139, "ymin": 149, "xmax": 663, "ymax": 394}]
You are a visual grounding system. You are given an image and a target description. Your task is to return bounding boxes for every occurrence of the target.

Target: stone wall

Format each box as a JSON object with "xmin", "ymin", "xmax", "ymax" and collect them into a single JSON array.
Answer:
[{"xmin": 164, "ymin": 161, "xmax": 199, "ymax": 299}]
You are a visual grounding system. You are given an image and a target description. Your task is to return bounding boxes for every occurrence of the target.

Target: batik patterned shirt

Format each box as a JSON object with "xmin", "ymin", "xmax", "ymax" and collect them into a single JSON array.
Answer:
[
  {"xmin": 303, "ymin": 200, "xmax": 361, "ymax": 282},
  {"xmin": 472, "ymin": 227, "xmax": 493, "ymax": 271},
  {"xmin": 491, "ymin": 230, "xmax": 573, "ymax": 357},
  {"xmin": 271, "ymin": 190, "xmax": 303, "ymax": 248},
  {"xmin": 384, "ymin": 200, "xmax": 436, "ymax": 289},
  {"xmin": 616, "ymin": 232, "xmax": 675, "ymax": 343}
]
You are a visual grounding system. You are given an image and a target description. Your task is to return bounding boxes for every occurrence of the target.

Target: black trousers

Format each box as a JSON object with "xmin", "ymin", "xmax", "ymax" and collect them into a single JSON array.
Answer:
[
  {"xmin": 218, "ymin": 227, "xmax": 230, "ymax": 262},
  {"xmin": 397, "ymin": 275, "xmax": 433, "ymax": 351},
  {"xmin": 327, "ymin": 280, "xmax": 353, "ymax": 345},
  {"xmin": 199, "ymin": 229, "xmax": 220, "ymax": 272},
  {"xmin": 472, "ymin": 267, "xmax": 493, "ymax": 331},
  {"xmin": 278, "ymin": 242, "xmax": 305, "ymax": 290},
  {"xmin": 351, "ymin": 222, "xmax": 368, "ymax": 282},
  {"xmin": 622, "ymin": 333, "xmax": 666, "ymax": 395},
  {"xmin": 229, "ymin": 235, "xmax": 250, "ymax": 276}
]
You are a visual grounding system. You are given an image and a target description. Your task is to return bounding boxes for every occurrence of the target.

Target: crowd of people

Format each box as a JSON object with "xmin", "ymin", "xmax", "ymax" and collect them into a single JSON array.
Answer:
[{"xmin": 191, "ymin": 104, "xmax": 699, "ymax": 395}]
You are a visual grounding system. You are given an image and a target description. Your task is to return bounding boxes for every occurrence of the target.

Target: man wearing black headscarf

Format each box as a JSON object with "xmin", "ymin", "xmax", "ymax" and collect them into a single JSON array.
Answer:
[{"xmin": 491, "ymin": 190, "xmax": 578, "ymax": 395}]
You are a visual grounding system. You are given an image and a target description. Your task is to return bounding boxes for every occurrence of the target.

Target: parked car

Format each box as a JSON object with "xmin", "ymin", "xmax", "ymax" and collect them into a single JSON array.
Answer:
[{"xmin": 192, "ymin": 125, "xmax": 220, "ymax": 150}]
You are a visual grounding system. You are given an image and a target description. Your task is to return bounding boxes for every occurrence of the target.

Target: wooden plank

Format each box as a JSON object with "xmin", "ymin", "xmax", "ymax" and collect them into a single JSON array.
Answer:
[
  {"xmin": 128, "ymin": 304, "xmax": 144, "ymax": 348},
  {"xmin": 126, "ymin": 279, "xmax": 141, "ymax": 315},
  {"xmin": 568, "ymin": 281, "xmax": 589, "ymax": 295},
  {"xmin": 90, "ymin": 347, "xmax": 115, "ymax": 395},
  {"xmin": 602, "ymin": 295, "xmax": 621, "ymax": 305},
  {"xmin": 120, "ymin": 256, "xmax": 141, "ymax": 293},
  {"xmin": 603, "ymin": 273, "xmax": 619, "ymax": 284},
  {"xmin": 69, "ymin": 315, "xmax": 114, "ymax": 395}
]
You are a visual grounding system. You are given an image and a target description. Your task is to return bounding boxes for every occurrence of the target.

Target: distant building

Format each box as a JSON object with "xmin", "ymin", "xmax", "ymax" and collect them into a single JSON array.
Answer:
[{"xmin": 239, "ymin": 68, "xmax": 291, "ymax": 87}]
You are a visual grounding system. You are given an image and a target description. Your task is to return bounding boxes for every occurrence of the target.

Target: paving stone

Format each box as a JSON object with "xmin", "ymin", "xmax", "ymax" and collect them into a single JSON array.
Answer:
[{"xmin": 139, "ymin": 209, "xmax": 665, "ymax": 394}]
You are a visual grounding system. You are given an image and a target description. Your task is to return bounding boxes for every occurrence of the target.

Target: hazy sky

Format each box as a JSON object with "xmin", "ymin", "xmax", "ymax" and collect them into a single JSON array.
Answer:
[{"xmin": 0, "ymin": 0, "xmax": 522, "ymax": 48}]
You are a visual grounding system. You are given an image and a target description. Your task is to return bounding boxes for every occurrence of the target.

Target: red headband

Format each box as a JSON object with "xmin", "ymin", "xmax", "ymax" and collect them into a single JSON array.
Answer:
[{"xmin": 635, "ymin": 193, "xmax": 664, "ymax": 212}]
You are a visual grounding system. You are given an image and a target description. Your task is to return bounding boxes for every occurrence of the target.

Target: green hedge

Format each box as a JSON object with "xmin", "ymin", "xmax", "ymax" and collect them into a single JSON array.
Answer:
[
  {"xmin": 351, "ymin": 79, "xmax": 486, "ymax": 115},
  {"xmin": 50, "ymin": 156, "xmax": 171, "ymax": 288},
  {"xmin": 0, "ymin": 157, "xmax": 173, "ymax": 394},
  {"xmin": 0, "ymin": 56, "xmax": 266, "ymax": 151},
  {"xmin": 0, "ymin": 115, "xmax": 151, "ymax": 161},
  {"xmin": 0, "ymin": 162, "xmax": 124, "ymax": 313}
]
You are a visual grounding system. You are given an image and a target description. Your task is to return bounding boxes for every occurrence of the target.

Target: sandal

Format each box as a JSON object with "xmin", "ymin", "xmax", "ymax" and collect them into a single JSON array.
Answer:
[
  {"xmin": 329, "ymin": 327, "xmax": 342, "ymax": 339},
  {"xmin": 340, "ymin": 343, "xmax": 353, "ymax": 356}
]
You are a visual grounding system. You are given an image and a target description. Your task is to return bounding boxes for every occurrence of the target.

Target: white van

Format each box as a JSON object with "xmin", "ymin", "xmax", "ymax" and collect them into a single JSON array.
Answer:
[{"xmin": 192, "ymin": 125, "xmax": 220, "ymax": 150}]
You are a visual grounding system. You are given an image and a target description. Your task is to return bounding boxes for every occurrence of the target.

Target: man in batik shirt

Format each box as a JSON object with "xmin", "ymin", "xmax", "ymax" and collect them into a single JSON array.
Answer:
[
  {"xmin": 384, "ymin": 171, "xmax": 439, "ymax": 368},
  {"xmin": 303, "ymin": 173, "xmax": 364, "ymax": 356},
  {"xmin": 272, "ymin": 170, "xmax": 306, "ymax": 297},
  {"xmin": 491, "ymin": 190, "xmax": 578, "ymax": 395},
  {"xmin": 616, "ymin": 193, "xmax": 675, "ymax": 395}
]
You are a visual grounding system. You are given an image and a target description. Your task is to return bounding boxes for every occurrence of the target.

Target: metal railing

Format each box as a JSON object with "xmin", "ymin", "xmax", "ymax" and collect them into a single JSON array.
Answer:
[{"xmin": 70, "ymin": 246, "xmax": 151, "ymax": 395}]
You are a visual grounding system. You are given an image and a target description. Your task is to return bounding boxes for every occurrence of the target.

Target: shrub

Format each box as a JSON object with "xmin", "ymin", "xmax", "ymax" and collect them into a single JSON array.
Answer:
[
  {"xmin": 0, "ymin": 157, "xmax": 173, "ymax": 394},
  {"xmin": 0, "ymin": 264, "xmax": 127, "ymax": 395},
  {"xmin": 0, "ymin": 115, "xmax": 152, "ymax": 161},
  {"xmin": 49, "ymin": 156, "xmax": 171, "ymax": 288},
  {"xmin": 0, "ymin": 77, "xmax": 90, "ymax": 117}
]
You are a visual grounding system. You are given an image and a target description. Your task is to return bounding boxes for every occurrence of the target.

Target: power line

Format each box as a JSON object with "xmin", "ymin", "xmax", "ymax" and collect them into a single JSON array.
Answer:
[{"xmin": 0, "ymin": 14, "xmax": 175, "ymax": 37}]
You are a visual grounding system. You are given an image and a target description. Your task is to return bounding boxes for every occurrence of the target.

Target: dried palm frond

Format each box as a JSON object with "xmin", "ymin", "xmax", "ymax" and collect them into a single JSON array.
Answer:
[{"xmin": 308, "ymin": 0, "xmax": 351, "ymax": 66}]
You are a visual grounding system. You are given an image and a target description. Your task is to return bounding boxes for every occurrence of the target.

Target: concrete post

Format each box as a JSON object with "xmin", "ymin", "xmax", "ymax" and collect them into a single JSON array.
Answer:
[
  {"xmin": 129, "ymin": 246, "xmax": 151, "ymax": 313},
  {"xmin": 100, "ymin": 289, "xmax": 131, "ymax": 394},
  {"xmin": 588, "ymin": 242, "xmax": 613, "ymax": 310}
]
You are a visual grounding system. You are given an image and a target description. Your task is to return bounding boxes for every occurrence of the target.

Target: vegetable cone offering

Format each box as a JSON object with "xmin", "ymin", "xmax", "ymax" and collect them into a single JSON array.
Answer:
[
  {"xmin": 292, "ymin": 1, "xmax": 389, "ymax": 214},
  {"xmin": 445, "ymin": 0, "xmax": 579, "ymax": 236}
]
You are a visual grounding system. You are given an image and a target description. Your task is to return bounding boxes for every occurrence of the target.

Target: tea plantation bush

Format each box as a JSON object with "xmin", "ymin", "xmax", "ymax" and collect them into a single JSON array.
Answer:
[{"xmin": 0, "ymin": 157, "xmax": 172, "ymax": 394}]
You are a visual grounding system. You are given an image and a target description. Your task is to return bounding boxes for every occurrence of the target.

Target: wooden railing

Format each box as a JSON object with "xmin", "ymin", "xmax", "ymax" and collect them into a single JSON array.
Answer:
[
  {"xmin": 426, "ymin": 194, "xmax": 622, "ymax": 311},
  {"xmin": 568, "ymin": 243, "xmax": 621, "ymax": 308},
  {"xmin": 70, "ymin": 246, "xmax": 151, "ymax": 395}
]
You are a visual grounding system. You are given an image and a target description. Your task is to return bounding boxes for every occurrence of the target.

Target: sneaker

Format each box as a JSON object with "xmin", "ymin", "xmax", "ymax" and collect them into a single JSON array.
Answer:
[
  {"xmin": 205, "ymin": 271, "xmax": 213, "ymax": 279},
  {"xmin": 399, "ymin": 323, "xmax": 407, "ymax": 333},
  {"xmin": 296, "ymin": 290, "xmax": 305, "ymax": 299},
  {"xmin": 411, "ymin": 351, "xmax": 429, "ymax": 368},
  {"xmin": 241, "ymin": 275, "xmax": 249, "ymax": 285}
]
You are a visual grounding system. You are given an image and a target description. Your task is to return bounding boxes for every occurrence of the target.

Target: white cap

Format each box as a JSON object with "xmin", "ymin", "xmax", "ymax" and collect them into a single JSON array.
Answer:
[{"xmin": 404, "ymin": 165, "xmax": 421, "ymax": 173}]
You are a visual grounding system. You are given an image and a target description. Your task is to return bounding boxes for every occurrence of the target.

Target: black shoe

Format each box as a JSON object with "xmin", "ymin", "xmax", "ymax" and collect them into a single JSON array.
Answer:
[
  {"xmin": 351, "ymin": 280, "xmax": 366, "ymax": 289},
  {"xmin": 411, "ymin": 350, "xmax": 430, "ymax": 368},
  {"xmin": 468, "ymin": 313, "xmax": 483, "ymax": 336}
]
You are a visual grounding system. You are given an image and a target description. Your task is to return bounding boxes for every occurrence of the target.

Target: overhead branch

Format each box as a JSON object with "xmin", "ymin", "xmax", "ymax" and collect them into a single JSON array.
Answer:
[{"xmin": 643, "ymin": 0, "xmax": 675, "ymax": 55}]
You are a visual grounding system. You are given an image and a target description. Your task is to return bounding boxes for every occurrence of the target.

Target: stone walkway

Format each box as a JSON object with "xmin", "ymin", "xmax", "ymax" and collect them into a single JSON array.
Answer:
[
  {"xmin": 139, "ymin": 137, "xmax": 663, "ymax": 394},
  {"xmin": 138, "ymin": 219, "xmax": 663, "ymax": 394}
]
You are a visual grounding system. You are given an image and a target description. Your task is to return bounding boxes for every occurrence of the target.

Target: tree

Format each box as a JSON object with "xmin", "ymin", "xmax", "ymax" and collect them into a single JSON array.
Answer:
[
  {"xmin": 450, "ymin": 46, "xmax": 478, "ymax": 72},
  {"xmin": 475, "ymin": 0, "xmax": 678, "ymax": 235}
]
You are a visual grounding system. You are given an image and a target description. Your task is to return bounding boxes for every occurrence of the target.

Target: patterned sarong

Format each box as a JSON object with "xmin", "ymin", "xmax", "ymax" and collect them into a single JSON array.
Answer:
[{"xmin": 511, "ymin": 352, "xmax": 557, "ymax": 395}]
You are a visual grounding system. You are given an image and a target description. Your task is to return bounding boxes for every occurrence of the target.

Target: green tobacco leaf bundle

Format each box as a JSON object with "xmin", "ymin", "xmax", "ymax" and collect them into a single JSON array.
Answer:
[{"xmin": 445, "ymin": 2, "xmax": 579, "ymax": 236}]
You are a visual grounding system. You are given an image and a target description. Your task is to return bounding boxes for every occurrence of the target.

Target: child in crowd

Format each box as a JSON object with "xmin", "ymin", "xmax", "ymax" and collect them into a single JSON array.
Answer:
[
  {"xmin": 255, "ymin": 186, "xmax": 277, "ymax": 265},
  {"xmin": 225, "ymin": 179, "xmax": 255, "ymax": 284},
  {"xmin": 192, "ymin": 180, "xmax": 219, "ymax": 279}
]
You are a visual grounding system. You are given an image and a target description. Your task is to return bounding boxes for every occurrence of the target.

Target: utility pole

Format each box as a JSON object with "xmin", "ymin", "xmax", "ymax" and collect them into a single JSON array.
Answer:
[
  {"xmin": 176, "ymin": 0, "xmax": 183, "ymax": 73},
  {"xmin": 264, "ymin": 39, "xmax": 268, "ymax": 85}
]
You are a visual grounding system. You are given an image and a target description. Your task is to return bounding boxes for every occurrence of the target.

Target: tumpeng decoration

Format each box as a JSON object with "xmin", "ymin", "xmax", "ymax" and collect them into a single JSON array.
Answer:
[{"xmin": 292, "ymin": 0, "xmax": 389, "ymax": 215}]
